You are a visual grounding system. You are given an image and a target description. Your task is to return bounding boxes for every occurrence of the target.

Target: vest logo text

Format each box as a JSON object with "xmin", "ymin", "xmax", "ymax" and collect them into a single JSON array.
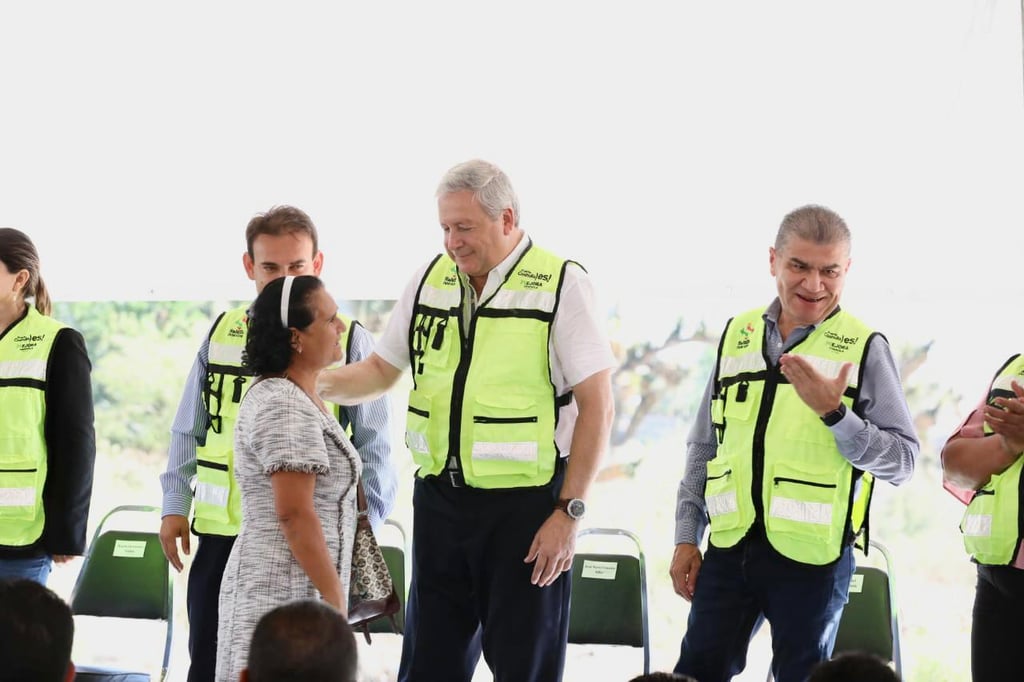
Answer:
[
  {"xmin": 13, "ymin": 333, "xmax": 45, "ymax": 351},
  {"xmin": 824, "ymin": 330, "xmax": 858, "ymax": 353},
  {"xmin": 517, "ymin": 268, "xmax": 551, "ymax": 289}
]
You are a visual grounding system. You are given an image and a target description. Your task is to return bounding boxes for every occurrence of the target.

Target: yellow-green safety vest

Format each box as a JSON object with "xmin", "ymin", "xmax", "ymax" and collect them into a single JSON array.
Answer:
[
  {"xmin": 404, "ymin": 245, "xmax": 575, "ymax": 489},
  {"xmin": 960, "ymin": 353, "xmax": 1024, "ymax": 566},
  {"xmin": 193, "ymin": 305, "xmax": 355, "ymax": 536},
  {"xmin": 0, "ymin": 308, "xmax": 66, "ymax": 546},
  {"xmin": 706, "ymin": 307, "xmax": 876, "ymax": 565}
]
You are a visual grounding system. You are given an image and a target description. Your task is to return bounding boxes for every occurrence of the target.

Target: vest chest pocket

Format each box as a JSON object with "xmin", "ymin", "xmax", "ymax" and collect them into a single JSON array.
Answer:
[
  {"xmin": 414, "ymin": 314, "xmax": 458, "ymax": 375},
  {"xmin": 0, "ymin": 453, "xmax": 42, "ymax": 521},
  {"xmin": 469, "ymin": 395, "xmax": 541, "ymax": 478},
  {"xmin": 722, "ymin": 382, "xmax": 755, "ymax": 423},
  {"xmin": 765, "ymin": 461, "xmax": 842, "ymax": 542}
]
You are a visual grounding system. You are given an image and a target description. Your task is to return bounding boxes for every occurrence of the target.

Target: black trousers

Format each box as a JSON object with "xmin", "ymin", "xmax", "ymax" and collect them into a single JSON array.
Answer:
[
  {"xmin": 972, "ymin": 563, "xmax": 1024, "ymax": 682},
  {"xmin": 398, "ymin": 471, "xmax": 571, "ymax": 682},
  {"xmin": 186, "ymin": 534, "xmax": 236, "ymax": 682}
]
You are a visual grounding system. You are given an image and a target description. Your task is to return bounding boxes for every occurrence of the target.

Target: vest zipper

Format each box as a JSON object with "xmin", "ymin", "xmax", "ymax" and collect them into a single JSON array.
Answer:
[
  {"xmin": 472, "ymin": 416, "xmax": 538, "ymax": 424},
  {"xmin": 447, "ymin": 302, "xmax": 473, "ymax": 479},
  {"xmin": 196, "ymin": 459, "xmax": 228, "ymax": 472},
  {"xmin": 773, "ymin": 476, "xmax": 837, "ymax": 489}
]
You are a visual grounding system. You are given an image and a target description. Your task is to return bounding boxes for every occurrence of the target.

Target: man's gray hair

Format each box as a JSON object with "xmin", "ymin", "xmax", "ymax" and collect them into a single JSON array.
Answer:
[
  {"xmin": 437, "ymin": 159, "xmax": 520, "ymax": 226},
  {"xmin": 775, "ymin": 204, "xmax": 851, "ymax": 253}
]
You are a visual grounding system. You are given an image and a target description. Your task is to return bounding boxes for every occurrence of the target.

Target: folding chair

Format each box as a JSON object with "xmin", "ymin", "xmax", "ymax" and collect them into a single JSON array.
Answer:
[
  {"xmin": 70, "ymin": 505, "xmax": 173, "ymax": 682},
  {"xmin": 567, "ymin": 527, "xmax": 650, "ymax": 675},
  {"xmin": 367, "ymin": 518, "xmax": 407, "ymax": 635},
  {"xmin": 832, "ymin": 538, "xmax": 902, "ymax": 676}
]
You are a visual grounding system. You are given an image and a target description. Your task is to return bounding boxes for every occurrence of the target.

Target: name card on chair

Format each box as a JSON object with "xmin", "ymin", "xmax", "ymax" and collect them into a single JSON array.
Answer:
[
  {"xmin": 112, "ymin": 539, "xmax": 147, "ymax": 558},
  {"xmin": 581, "ymin": 559, "xmax": 618, "ymax": 580},
  {"xmin": 848, "ymin": 574, "xmax": 864, "ymax": 593}
]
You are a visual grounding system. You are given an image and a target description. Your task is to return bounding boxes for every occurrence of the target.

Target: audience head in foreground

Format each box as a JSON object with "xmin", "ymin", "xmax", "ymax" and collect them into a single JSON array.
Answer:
[
  {"xmin": 629, "ymin": 673, "xmax": 699, "ymax": 682},
  {"xmin": 241, "ymin": 598, "xmax": 358, "ymax": 682},
  {"xmin": 808, "ymin": 651, "xmax": 901, "ymax": 681},
  {"xmin": 0, "ymin": 577, "xmax": 75, "ymax": 682}
]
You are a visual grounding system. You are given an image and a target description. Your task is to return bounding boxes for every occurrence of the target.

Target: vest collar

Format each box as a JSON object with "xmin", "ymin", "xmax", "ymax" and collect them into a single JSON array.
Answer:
[{"xmin": 763, "ymin": 298, "xmax": 844, "ymax": 349}]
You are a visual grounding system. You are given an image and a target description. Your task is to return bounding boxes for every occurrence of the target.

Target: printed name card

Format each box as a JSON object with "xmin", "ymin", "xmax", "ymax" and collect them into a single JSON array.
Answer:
[
  {"xmin": 113, "ymin": 540, "xmax": 147, "ymax": 558},
  {"xmin": 581, "ymin": 559, "xmax": 618, "ymax": 580},
  {"xmin": 848, "ymin": 574, "xmax": 864, "ymax": 594}
]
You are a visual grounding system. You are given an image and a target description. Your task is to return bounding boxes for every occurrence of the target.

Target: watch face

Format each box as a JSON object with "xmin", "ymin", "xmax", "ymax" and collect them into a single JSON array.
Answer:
[{"xmin": 567, "ymin": 498, "xmax": 586, "ymax": 519}]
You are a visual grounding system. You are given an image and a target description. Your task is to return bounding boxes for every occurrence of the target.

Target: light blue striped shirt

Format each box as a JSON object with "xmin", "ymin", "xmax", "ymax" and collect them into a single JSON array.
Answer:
[
  {"xmin": 159, "ymin": 315, "xmax": 397, "ymax": 531},
  {"xmin": 675, "ymin": 299, "xmax": 919, "ymax": 546}
]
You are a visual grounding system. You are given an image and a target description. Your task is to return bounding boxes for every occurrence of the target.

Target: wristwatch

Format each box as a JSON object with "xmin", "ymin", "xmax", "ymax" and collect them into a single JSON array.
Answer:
[
  {"xmin": 820, "ymin": 403, "xmax": 847, "ymax": 427},
  {"xmin": 555, "ymin": 498, "xmax": 586, "ymax": 520}
]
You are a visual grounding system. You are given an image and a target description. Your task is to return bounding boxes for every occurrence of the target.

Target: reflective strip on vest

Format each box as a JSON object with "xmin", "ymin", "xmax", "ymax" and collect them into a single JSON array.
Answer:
[
  {"xmin": 769, "ymin": 496, "xmax": 834, "ymax": 526},
  {"xmin": 993, "ymin": 373, "xmax": 1022, "ymax": 392},
  {"xmin": 962, "ymin": 514, "xmax": 992, "ymax": 537},
  {"xmin": 0, "ymin": 487, "xmax": 36, "ymax": 507},
  {"xmin": 471, "ymin": 441, "xmax": 539, "ymax": 462},
  {"xmin": 0, "ymin": 359, "xmax": 47, "ymax": 381},
  {"xmin": 791, "ymin": 353, "xmax": 861, "ymax": 386},
  {"xmin": 718, "ymin": 353, "xmax": 766, "ymax": 377},
  {"xmin": 405, "ymin": 430, "xmax": 429, "ymax": 453},
  {"xmin": 195, "ymin": 481, "xmax": 230, "ymax": 508},
  {"xmin": 418, "ymin": 284, "xmax": 453, "ymax": 309},
  {"xmin": 488, "ymin": 288, "xmax": 557, "ymax": 312},
  {"xmin": 209, "ymin": 341, "xmax": 244, "ymax": 365},
  {"xmin": 707, "ymin": 491, "xmax": 739, "ymax": 517}
]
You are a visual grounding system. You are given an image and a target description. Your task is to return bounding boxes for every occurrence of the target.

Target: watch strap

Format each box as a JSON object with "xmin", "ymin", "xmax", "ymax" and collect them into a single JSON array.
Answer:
[{"xmin": 821, "ymin": 403, "xmax": 847, "ymax": 427}]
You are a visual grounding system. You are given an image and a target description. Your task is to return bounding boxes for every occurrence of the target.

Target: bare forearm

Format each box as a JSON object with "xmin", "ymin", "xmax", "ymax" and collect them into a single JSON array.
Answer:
[
  {"xmin": 317, "ymin": 353, "xmax": 401, "ymax": 405},
  {"xmin": 942, "ymin": 435, "xmax": 1021, "ymax": 491},
  {"xmin": 561, "ymin": 379, "xmax": 614, "ymax": 500},
  {"xmin": 279, "ymin": 511, "xmax": 344, "ymax": 609}
]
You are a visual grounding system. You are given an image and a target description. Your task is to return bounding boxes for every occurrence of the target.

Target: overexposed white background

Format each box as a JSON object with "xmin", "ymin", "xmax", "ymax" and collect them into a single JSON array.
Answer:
[{"xmin": 3, "ymin": 1, "xmax": 1021, "ymax": 305}]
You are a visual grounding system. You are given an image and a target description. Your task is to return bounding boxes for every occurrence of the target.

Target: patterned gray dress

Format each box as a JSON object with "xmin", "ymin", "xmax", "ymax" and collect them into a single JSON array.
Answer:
[{"xmin": 215, "ymin": 378, "xmax": 361, "ymax": 682}]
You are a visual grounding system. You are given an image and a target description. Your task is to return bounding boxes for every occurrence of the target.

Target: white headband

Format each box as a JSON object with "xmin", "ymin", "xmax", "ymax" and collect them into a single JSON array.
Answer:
[{"xmin": 280, "ymin": 275, "xmax": 296, "ymax": 329}]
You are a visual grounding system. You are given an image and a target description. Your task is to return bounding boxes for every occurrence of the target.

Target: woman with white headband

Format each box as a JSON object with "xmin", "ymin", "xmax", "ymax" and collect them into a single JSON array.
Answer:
[{"xmin": 215, "ymin": 274, "xmax": 361, "ymax": 682}]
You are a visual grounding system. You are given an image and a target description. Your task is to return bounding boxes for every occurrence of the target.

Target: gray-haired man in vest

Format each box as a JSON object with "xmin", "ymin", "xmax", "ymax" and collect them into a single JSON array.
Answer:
[
  {"xmin": 671, "ymin": 205, "xmax": 918, "ymax": 682},
  {"xmin": 318, "ymin": 159, "xmax": 616, "ymax": 682}
]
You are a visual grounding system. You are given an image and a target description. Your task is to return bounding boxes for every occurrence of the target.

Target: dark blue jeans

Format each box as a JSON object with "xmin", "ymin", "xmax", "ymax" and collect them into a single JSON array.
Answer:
[
  {"xmin": 674, "ymin": 532, "xmax": 854, "ymax": 682},
  {"xmin": 0, "ymin": 555, "xmax": 52, "ymax": 585}
]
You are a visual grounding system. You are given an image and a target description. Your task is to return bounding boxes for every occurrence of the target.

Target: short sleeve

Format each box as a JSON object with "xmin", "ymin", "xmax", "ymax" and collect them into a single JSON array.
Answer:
[{"xmin": 247, "ymin": 387, "xmax": 331, "ymax": 476}]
